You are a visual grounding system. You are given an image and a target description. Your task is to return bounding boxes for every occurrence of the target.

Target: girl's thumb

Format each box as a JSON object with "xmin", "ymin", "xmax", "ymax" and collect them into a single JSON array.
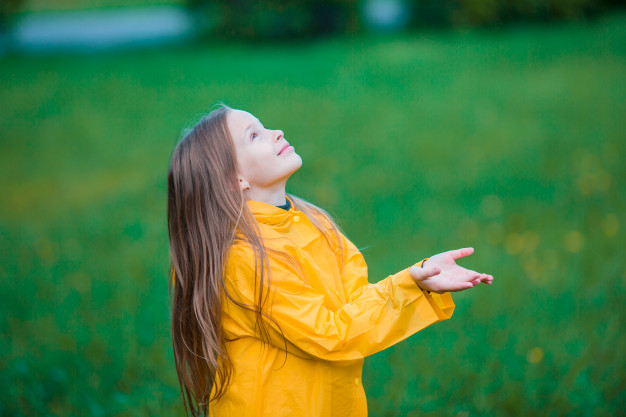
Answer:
[{"xmin": 409, "ymin": 265, "xmax": 441, "ymax": 281}]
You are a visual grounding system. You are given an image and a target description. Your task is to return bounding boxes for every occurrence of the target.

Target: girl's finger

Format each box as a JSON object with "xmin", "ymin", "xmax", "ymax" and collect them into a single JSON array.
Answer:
[
  {"xmin": 448, "ymin": 247, "xmax": 474, "ymax": 260},
  {"xmin": 459, "ymin": 268, "xmax": 481, "ymax": 281},
  {"xmin": 479, "ymin": 274, "xmax": 493, "ymax": 283},
  {"xmin": 445, "ymin": 281, "xmax": 475, "ymax": 292},
  {"xmin": 474, "ymin": 274, "xmax": 493, "ymax": 285},
  {"xmin": 421, "ymin": 266, "xmax": 441, "ymax": 279},
  {"xmin": 409, "ymin": 265, "xmax": 441, "ymax": 281}
]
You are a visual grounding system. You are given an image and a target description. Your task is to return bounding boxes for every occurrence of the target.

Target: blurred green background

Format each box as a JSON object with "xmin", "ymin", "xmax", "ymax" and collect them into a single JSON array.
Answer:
[{"xmin": 1, "ymin": 1, "xmax": 625, "ymax": 416}]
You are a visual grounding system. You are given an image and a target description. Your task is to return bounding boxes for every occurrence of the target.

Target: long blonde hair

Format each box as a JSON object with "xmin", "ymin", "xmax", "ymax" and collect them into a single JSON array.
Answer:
[{"xmin": 167, "ymin": 105, "xmax": 343, "ymax": 416}]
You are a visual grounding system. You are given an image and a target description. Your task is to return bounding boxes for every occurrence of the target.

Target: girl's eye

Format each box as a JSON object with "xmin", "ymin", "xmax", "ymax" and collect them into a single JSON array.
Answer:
[{"xmin": 251, "ymin": 133, "xmax": 259, "ymax": 140}]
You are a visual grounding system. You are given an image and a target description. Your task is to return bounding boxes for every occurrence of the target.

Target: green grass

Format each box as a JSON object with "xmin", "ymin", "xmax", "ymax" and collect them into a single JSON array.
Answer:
[{"xmin": 1, "ymin": 13, "xmax": 625, "ymax": 416}]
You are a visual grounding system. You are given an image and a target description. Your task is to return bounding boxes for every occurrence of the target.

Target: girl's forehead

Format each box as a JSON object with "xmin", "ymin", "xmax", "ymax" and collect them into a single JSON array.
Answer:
[
  {"xmin": 229, "ymin": 109, "xmax": 257, "ymax": 125},
  {"xmin": 228, "ymin": 110, "xmax": 260, "ymax": 136}
]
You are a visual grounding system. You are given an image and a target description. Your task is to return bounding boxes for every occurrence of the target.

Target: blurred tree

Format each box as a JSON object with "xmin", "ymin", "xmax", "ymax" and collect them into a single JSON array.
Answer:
[
  {"xmin": 185, "ymin": 0, "xmax": 623, "ymax": 38},
  {"xmin": 187, "ymin": 0, "xmax": 359, "ymax": 40},
  {"xmin": 455, "ymin": 0, "xmax": 601, "ymax": 24},
  {"xmin": 409, "ymin": 0, "xmax": 456, "ymax": 27},
  {"xmin": 0, "ymin": 0, "xmax": 24, "ymax": 31},
  {"xmin": 406, "ymin": 0, "xmax": 619, "ymax": 28}
]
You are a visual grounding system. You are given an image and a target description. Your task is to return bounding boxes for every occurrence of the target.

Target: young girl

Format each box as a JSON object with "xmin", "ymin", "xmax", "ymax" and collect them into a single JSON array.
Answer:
[{"xmin": 167, "ymin": 105, "xmax": 493, "ymax": 416}]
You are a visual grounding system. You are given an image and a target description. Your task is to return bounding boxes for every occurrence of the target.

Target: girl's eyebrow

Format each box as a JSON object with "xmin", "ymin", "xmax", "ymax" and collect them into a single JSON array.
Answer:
[{"xmin": 244, "ymin": 119, "xmax": 262, "ymax": 135}]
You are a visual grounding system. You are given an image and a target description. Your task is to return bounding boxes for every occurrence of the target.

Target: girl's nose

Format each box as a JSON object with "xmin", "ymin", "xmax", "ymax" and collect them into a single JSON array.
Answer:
[{"xmin": 274, "ymin": 130, "xmax": 284, "ymax": 142}]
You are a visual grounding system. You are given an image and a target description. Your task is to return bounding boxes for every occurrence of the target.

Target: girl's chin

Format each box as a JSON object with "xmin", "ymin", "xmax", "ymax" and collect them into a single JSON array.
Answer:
[
  {"xmin": 293, "ymin": 158, "xmax": 303, "ymax": 172},
  {"xmin": 288, "ymin": 154, "xmax": 303, "ymax": 168},
  {"xmin": 284, "ymin": 160, "xmax": 303, "ymax": 180}
]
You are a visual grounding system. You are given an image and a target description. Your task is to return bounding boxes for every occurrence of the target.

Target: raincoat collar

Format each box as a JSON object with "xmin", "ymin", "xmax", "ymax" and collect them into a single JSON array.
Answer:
[{"xmin": 246, "ymin": 195, "xmax": 297, "ymax": 225}]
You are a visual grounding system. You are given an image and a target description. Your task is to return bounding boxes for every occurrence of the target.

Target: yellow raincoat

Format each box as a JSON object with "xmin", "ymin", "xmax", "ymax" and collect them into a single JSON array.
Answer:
[{"xmin": 210, "ymin": 198, "xmax": 455, "ymax": 416}]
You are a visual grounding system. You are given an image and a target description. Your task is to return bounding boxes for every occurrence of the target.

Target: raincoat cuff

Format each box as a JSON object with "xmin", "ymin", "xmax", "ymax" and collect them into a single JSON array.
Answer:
[
  {"xmin": 423, "ymin": 291, "xmax": 455, "ymax": 320},
  {"xmin": 393, "ymin": 259, "xmax": 455, "ymax": 321},
  {"xmin": 389, "ymin": 259, "xmax": 430, "ymax": 304}
]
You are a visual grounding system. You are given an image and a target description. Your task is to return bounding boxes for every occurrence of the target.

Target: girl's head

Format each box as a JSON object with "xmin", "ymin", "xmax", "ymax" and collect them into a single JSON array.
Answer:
[
  {"xmin": 227, "ymin": 108, "xmax": 302, "ymax": 194},
  {"xmin": 167, "ymin": 105, "xmax": 302, "ymax": 209},
  {"xmin": 168, "ymin": 105, "xmax": 341, "ymax": 416}
]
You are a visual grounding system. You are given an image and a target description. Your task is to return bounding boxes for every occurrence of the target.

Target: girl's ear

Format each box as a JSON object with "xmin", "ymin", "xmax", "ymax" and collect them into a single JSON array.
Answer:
[{"xmin": 238, "ymin": 177, "xmax": 250, "ymax": 191}]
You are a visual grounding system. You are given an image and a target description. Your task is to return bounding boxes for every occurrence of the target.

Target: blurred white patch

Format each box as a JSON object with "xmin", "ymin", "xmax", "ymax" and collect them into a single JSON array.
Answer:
[
  {"xmin": 363, "ymin": 0, "xmax": 410, "ymax": 32},
  {"xmin": 11, "ymin": 7, "xmax": 196, "ymax": 53}
]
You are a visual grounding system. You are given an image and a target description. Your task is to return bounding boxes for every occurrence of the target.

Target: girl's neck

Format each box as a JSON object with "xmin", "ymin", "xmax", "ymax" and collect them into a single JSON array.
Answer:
[{"xmin": 245, "ymin": 183, "xmax": 287, "ymax": 206}]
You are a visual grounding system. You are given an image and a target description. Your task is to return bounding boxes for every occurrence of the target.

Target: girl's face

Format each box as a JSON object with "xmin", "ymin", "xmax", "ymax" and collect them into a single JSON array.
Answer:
[{"xmin": 227, "ymin": 109, "xmax": 302, "ymax": 191}]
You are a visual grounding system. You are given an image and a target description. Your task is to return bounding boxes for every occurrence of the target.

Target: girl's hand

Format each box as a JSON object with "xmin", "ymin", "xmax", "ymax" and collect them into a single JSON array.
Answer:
[{"xmin": 408, "ymin": 247, "xmax": 493, "ymax": 294}]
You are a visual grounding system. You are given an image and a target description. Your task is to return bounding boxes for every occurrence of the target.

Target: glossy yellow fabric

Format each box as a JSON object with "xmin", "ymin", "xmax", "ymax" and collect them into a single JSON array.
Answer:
[{"xmin": 209, "ymin": 198, "xmax": 455, "ymax": 416}]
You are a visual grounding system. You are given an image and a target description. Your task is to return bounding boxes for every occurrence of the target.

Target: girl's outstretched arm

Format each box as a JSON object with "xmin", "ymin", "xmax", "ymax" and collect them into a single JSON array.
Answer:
[{"xmin": 224, "ymin": 244, "xmax": 457, "ymax": 362}]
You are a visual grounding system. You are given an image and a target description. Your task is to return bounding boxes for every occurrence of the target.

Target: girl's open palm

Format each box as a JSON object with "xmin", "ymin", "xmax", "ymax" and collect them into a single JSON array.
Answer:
[{"xmin": 409, "ymin": 247, "xmax": 493, "ymax": 293}]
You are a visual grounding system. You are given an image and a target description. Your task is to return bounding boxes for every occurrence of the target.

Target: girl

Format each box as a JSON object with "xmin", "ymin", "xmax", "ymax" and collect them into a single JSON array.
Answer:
[{"xmin": 167, "ymin": 105, "xmax": 493, "ymax": 416}]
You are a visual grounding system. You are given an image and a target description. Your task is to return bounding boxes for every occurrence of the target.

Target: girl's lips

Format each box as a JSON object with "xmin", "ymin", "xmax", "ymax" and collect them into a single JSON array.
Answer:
[{"xmin": 278, "ymin": 143, "xmax": 292, "ymax": 155}]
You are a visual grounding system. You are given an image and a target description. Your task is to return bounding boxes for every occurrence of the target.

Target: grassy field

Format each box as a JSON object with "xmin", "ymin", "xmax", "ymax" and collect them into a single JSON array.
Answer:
[{"xmin": 1, "ymin": 13, "xmax": 624, "ymax": 417}]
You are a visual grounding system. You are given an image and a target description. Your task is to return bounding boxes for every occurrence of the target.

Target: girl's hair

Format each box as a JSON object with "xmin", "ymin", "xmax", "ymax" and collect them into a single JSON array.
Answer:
[{"xmin": 167, "ymin": 105, "xmax": 343, "ymax": 416}]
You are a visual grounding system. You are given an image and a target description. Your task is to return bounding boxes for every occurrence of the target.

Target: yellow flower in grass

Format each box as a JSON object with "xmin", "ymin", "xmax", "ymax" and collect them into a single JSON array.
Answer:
[
  {"xmin": 523, "ymin": 254, "xmax": 543, "ymax": 283},
  {"xmin": 602, "ymin": 214, "xmax": 619, "ymax": 237},
  {"xmin": 564, "ymin": 230, "xmax": 584, "ymax": 253},
  {"xmin": 522, "ymin": 230, "xmax": 541, "ymax": 254},
  {"xmin": 505, "ymin": 230, "xmax": 540, "ymax": 256},
  {"xmin": 505, "ymin": 233, "xmax": 525, "ymax": 255},
  {"xmin": 527, "ymin": 347, "xmax": 544, "ymax": 364}
]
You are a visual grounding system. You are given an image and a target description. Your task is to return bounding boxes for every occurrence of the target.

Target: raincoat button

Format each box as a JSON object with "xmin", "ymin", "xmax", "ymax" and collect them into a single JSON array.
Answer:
[
  {"xmin": 293, "ymin": 215, "xmax": 300, "ymax": 222},
  {"xmin": 354, "ymin": 378, "xmax": 360, "ymax": 386}
]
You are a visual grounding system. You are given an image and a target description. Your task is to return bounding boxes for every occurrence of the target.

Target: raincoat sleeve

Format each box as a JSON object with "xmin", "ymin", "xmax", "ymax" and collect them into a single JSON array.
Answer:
[
  {"xmin": 338, "ymin": 235, "xmax": 455, "ymax": 323},
  {"xmin": 224, "ymin": 241, "xmax": 454, "ymax": 362}
]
